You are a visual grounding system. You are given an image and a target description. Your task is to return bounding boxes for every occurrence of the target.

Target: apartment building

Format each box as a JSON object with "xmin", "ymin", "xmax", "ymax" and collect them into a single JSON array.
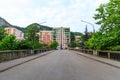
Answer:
[
  {"xmin": 52, "ymin": 27, "xmax": 70, "ymax": 49},
  {"xmin": 40, "ymin": 30, "xmax": 52, "ymax": 45},
  {"xmin": 37, "ymin": 25, "xmax": 53, "ymax": 45},
  {"xmin": 5, "ymin": 27, "xmax": 24, "ymax": 40}
]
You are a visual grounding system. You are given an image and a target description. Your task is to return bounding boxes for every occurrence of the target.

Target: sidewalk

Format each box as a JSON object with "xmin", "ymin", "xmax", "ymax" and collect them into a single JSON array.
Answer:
[
  {"xmin": 0, "ymin": 50, "xmax": 55, "ymax": 73},
  {"xmin": 71, "ymin": 50, "xmax": 120, "ymax": 69}
]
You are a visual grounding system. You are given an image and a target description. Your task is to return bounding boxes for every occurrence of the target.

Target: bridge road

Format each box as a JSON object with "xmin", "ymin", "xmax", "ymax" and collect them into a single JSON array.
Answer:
[{"xmin": 0, "ymin": 50, "xmax": 120, "ymax": 80}]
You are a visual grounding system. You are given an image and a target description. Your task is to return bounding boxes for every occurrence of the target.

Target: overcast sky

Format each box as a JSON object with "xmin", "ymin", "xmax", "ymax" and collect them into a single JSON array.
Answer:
[{"xmin": 0, "ymin": 0, "xmax": 109, "ymax": 33}]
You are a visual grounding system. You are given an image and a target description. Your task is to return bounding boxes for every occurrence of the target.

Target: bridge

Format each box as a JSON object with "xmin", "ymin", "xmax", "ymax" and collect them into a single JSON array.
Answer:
[{"xmin": 0, "ymin": 50, "xmax": 120, "ymax": 80}]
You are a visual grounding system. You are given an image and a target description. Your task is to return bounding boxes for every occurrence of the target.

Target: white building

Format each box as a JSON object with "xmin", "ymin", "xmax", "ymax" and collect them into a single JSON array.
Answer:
[{"xmin": 52, "ymin": 27, "xmax": 70, "ymax": 49}]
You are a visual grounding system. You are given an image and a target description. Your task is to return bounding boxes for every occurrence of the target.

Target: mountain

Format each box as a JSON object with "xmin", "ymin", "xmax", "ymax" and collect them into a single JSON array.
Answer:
[
  {"xmin": 71, "ymin": 32, "xmax": 83, "ymax": 36},
  {"xmin": 0, "ymin": 17, "xmax": 24, "ymax": 31},
  {"xmin": 0, "ymin": 17, "xmax": 11, "ymax": 27},
  {"xmin": 26, "ymin": 23, "xmax": 53, "ymax": 30},
  {"xmin": 0, "ymin": 17, "xmax": 53, "ymax": 32}
]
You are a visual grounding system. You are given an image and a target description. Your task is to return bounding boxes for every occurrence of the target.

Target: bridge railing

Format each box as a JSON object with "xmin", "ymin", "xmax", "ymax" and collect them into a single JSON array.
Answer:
[
  {"xmin": 0, "ymin": 48, "xmax": 54, "ymax": 63},
  {"xmin": 70, "ymin": 48, "xmax": 120, "ymax": 61}
]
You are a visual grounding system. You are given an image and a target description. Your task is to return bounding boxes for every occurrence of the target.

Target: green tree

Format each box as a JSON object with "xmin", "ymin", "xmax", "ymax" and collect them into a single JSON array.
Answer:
[
  {"xmin": 34, "ymin": 40, "xmax": 43, "ymax": 49},
  {"xmin": 81, "ymin": 26, "xmax": 92, "ymax": 49},
  {"xmin": 0, "ymin": 35, "xmax": 17, "ymax": 50},
  {"xmin": 0, "ymin": 27, "xmax": 6, "ymax": 41},
  {"xmin": 70, "ymin": 32, "xmax": 75, "ymax": 42},
  {"xmin": 84, "ymin": 25, "xmax": 89, "ymax": 41},
  {"xmin": 49, "ymin": 41, "xmax": 58, "ymax": 49},
  {"xmin": 16, "ymin": 40, "xmax": 32, "ymax": 50},
  {"xmin": 25, "ymin": 24, "xmax": 40, "ymax": 49},
  {"xmin": 86, "ymin": 0, "xmax": 120, "ymax": 50},
  {"xmin": 70, "ymin": 41, "xmax": 77, "ymax": 48}
]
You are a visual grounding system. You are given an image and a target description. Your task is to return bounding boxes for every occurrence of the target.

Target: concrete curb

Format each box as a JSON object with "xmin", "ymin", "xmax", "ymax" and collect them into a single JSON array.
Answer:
[
  {"xmin": 71, "ymin": 50, "xmax": 120, "ymax": 69},
  {"xmin": 0, "ymin": 50, "xmax": 55, "ymax": 73}
]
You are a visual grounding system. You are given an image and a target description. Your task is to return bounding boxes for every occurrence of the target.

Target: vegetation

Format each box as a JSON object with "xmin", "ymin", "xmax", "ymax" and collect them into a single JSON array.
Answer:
[
  {"xmin": 25, "ymin": 24, "xmax": 40, "ymax": 49},
  {"xmin": 70, "ymin": 41, "xmax": 77, "ymax": 48},
  {"xmin": 85, "ymin": 0, "xmax": 120, "ymax": 50},
  {"xmin": 15, "ymin": 39, "xmax": 32, "ymax": 50},
  {"xmin": 0, "ymin": 24, "xmax": 43, "ymax": 50},
  {"xmin": 49, "ymin": 41, "xmax": 58, "ymax": 49},
  {"xmin": 70, "ymin": 32, "xmax": 83, "ymax": 48},
  {"xmin": 0, "ymin": 35, "xmax": 17, "ymax": 50},
  {"xmin": 0, "ymin": 27, "xmax": 6, "ymax": 41}
]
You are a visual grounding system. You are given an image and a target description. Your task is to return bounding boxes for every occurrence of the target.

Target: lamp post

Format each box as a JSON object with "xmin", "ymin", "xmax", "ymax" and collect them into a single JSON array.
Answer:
[
  {"xmin": 60, "ymin": 27, "xmax": 62, "ymax": 49},
  {"xmin": 39, "ymin": 21, "xmax": 46, "ymax": 25},
  {"xmin": 81, "ymin": 20, "xmax": 96, "ymax": 50},
  {"xmin": 81, "ymin": 20, "xmax": 95, "ymax": 33}
]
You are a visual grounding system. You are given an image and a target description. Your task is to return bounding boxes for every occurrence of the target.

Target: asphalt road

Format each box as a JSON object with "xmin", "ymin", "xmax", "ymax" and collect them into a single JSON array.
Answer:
[{"xmin": 0, "ymin": 50, "xmax": 120, "ymax": 80}]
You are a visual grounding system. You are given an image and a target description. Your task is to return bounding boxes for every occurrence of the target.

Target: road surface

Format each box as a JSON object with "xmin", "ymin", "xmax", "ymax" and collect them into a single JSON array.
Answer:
[{"xmin": 0, "ymin": 50, "xmax": 120, "ymax": 80}]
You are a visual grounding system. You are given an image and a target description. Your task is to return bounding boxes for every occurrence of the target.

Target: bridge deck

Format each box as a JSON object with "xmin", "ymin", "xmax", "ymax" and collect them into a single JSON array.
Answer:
[{"xmin": 0, "ymin": 50, "xmax": 120, "ymax": 80}]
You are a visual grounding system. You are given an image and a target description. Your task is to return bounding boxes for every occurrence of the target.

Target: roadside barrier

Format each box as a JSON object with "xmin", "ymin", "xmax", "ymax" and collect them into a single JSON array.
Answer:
[
  {"xmin": 0, "ymin": 49, "xmax": 54, "ymax": 62},
  {"xmin": 70, "ymin": 48, "xmax": 120, "ymax": 61}
]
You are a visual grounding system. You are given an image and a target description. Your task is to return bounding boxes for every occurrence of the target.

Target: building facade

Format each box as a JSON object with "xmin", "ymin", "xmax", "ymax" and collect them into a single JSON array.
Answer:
[
  {"xmin": 75, "ymin": 35, "xmax": 81, "ymax": 44},
  {"xmin": 52, "ymin": 27, "xmax": 70, "ymax": 49},
  {"xmin": 40, "ymin": 30, "xmax": 52, "ymax": 45},
  {"xmin": 5, "ymin": 27, "xmax": 24, "ymax": 40}
]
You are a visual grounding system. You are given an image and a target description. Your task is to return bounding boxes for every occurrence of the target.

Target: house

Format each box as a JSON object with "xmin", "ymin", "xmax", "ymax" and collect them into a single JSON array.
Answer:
[{"xmin": 5, "ymin": 27, "xmax": 24, "ymax": 40}]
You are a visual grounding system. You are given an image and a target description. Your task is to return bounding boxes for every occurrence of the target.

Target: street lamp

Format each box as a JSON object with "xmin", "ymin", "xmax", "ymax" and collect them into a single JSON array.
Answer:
[
  {"xmin": 60, "ymin": 27, "xmax": 62, "ymax": 49},
  {"xmin": 81, "ymin": 20, "xmax": 95, "ymax": 33},
  {"xmin": 81, "ymin": 20, "xmax": 96, "ymax": 50},
  {"xmin": 39, "ymin": 21, "xmax": 47, "ymax": 25}
]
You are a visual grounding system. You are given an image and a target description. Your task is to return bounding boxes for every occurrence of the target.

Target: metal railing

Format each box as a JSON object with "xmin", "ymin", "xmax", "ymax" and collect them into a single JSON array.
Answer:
[
  {"xmin": 0, "ymin": 48, "xmax": 54, "ymax": 62},
  {"xmin": 70, "ymin": 48, "xmax": 120, "ymax": 61}
]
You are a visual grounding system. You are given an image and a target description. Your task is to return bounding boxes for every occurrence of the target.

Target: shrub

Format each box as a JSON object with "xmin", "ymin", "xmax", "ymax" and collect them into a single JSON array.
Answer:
[{"xmin": 111, "ymin": 45, "xmax": 120, "ymax": 51}]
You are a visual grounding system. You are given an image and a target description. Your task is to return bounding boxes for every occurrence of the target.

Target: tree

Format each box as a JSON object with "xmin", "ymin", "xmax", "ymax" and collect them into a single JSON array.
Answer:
[
  {"xmin": 0, "ymin": 35, "xmax": 17, "ymax": 50},
  {"xmin": 70, "ymin": 32, "xmax": 83, "ymax": 48},
  {"xmin": 84, "ymin": 25, "xmax": 89, "ymax": 41},
  {"xmin": 0, "ymin": 27, "xmax": 6, "ymax": 41},
  {"xmin": 33, "ymin": 40, "xmax": 43, "ymax": 49},
  {"xmin": 16, "ymin": 39, "xmax": 32, "ymax": 50},
  {"xmin": 70, "ymin": 32, "xmax": 75, "ymax": 42},
  {"xmin": 81, "ymin": 25, "xmax": 92, "ymax": 49},
  {"xmin": 86, "ymin": 0, "xmax": 120, "ymax": 50},
  {"xmin": 49, "ymin": 41, "xmax": 58, "ymax": 49},
  {"xmin": 70, "ymin": 41, "xmax": 77, "ymax": 48},
  {"xmin": 25, "ymin": 24, "xmax": 40, "ymax": 49}
]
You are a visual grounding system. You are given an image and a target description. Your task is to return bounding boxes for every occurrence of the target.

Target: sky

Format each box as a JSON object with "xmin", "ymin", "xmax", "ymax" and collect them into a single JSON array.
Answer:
[{"xmin": 0, "ymin": 0, "xmax": 109, "ymax": 33}]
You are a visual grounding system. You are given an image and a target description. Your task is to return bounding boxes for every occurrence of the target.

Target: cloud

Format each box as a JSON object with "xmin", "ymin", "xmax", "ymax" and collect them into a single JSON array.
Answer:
[{"xmin": 0, "ymin": 0, "xmax": 109, "ymax": 32}]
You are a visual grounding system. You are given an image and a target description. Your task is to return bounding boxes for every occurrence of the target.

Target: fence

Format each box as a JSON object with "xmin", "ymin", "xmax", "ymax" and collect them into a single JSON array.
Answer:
[
  {"xmin": 70, "ymin": 48, "xmax": 120, "ymax": 61},
  {"xmin": 0, "ymin": 49, "xmax": 53, "ymax": 62}
]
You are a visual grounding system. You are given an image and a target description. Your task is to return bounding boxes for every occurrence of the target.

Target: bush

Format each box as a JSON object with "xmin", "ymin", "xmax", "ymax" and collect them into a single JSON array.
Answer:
[
  {"xmin": 34, "ymin": 41, "xmax": 43, "ymax": 49},
  {"xmin": 0, "ymin": 35, "xmax": 17, "ymax": 50},
  {"xmin": 49, "ymin": 41, "xmax": 58, "ymax": 49},
  {"xmin": 16, "ymin": 40, "xmax": 32, "ymax": 50},
  {"xmin": 111, "ymin": 45, "xmax": 120, "ymax": 51}
]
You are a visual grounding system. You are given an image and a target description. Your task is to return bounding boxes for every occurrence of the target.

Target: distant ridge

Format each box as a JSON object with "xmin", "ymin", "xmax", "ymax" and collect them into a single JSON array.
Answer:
[
  {"xmin": 26, "ymin": 23, "xmax": 53, "ymax": 30},
  {"xmin": 0, "ymin": 17, "xmax": 24, "ymax": 31},
  {"xmin": 0, "ymin": 17, "xmax": 11, "ymax": 27},
  {"xmin": 0, "ymin": 17, "xmax": 52, "ymax": 31}
]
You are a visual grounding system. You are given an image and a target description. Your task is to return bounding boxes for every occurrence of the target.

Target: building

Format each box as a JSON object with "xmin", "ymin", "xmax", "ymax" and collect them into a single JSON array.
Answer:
[
  {"xmin": 37, "ymin": 25, "xmax": 53, "ymax": 45},
  {"xmin": 75, "ymin": 35, "xmax": 81, "ymax": 43},
  {"xmin": 52, "ymin": 27, "xmax": 70, "ymax": 49},
  {"xmin": 40, "ymin": 30, "xmax": 52, "ymax": 45},
  {"xmin": 5, "ymin": 27, "xmax": 24, "ymax": 40}
]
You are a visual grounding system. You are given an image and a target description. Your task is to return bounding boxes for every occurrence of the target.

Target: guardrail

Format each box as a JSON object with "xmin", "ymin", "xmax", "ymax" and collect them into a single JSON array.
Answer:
[
  {"xmin": 70, "ymin": 48, "xmax": 120, "ymax": 61},
  {"xmin": 0, "ymin": 48, "xmax": 54, "ymax": 62}
]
